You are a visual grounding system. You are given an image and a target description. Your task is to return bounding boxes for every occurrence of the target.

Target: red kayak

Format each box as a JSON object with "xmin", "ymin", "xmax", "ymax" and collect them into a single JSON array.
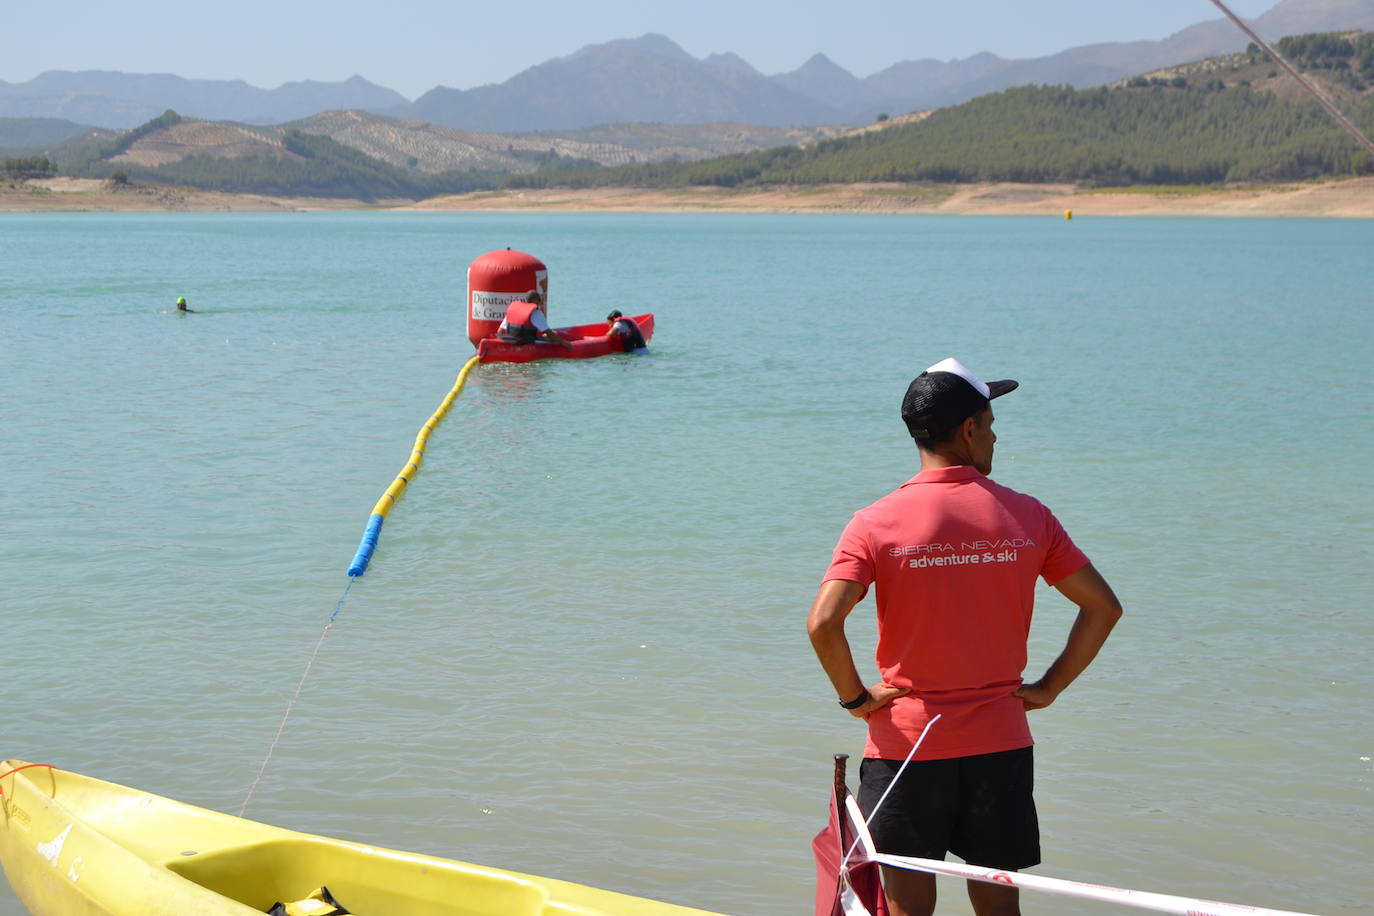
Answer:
[{"xmin": 476, "ymin": 313, "xmax": 654, "ymax": 364}]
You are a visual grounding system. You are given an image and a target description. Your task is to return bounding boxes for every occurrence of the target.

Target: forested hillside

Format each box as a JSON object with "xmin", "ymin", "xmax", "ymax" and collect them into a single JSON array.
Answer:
[{"xmin": 510, "ymin": 33, "xmax": 1374, "ymax": 190}]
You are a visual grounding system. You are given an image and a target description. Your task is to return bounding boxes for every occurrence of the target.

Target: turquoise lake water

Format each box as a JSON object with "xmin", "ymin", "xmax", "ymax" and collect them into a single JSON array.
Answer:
[{"xmin": 2, "ymin": 212, "xmax": 1371, "ymax": 915}]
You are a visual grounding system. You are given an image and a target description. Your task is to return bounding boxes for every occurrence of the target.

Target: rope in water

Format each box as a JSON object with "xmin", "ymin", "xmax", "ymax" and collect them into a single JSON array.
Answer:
[
  {"xmin": 238, "ymin": 578, "xmax": 354, "ymax": 816},
  {"xmin": 240, "ymin": 356, "xmax": 482, "ymax": 815},
  {"xmin": 347, "ymin": 354, "xmax": 483, "ymax": 577}
]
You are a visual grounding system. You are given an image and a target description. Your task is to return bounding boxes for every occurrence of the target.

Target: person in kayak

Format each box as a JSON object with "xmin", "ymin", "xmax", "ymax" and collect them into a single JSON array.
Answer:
[
  {"xmin": 497, "ymin": 291, "xmax": 571, "ymax": 348},
  {"xmin": 606, "ymin": 310, "xmax": 648, "ymax": 352},
  {"xmin": 806, "ymin": 357, "xmax": 1122, "ymax": 916}
]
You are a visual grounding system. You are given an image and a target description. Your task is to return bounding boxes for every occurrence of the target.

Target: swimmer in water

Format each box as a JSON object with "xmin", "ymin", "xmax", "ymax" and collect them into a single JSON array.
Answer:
[{"xmin": 176, "ymin": 296, "xmax": 196, "ymax": 313}]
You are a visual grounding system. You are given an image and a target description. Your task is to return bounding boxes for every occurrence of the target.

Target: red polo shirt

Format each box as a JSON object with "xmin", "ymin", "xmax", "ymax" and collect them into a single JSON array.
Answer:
[{"xmin": 824, "ymin": 466, "xmax": 1089, "ymax": 760}]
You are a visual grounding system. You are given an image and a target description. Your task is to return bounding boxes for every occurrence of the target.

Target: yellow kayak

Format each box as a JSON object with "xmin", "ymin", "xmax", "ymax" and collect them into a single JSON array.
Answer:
[{"xmin": 0, "ymin": 761, "xmax": 728, "ymax": 916}]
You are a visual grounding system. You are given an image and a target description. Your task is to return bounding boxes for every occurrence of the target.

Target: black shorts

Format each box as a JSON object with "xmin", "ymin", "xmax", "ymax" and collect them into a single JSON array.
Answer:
[{"xmin": 857, "ymin": 746, "xmax": 1039, "ymax": 870}]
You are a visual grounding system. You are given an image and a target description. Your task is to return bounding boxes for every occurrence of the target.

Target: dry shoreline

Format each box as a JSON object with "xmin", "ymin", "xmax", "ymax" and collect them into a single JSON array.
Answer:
[{"xmin": 5, "ymin": 176, "xmax": 1373, "ymax": 217}]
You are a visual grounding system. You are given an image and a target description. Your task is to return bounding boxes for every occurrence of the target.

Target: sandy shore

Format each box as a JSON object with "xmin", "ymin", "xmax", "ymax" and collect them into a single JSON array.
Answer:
[
  {"xmin": 1, "ymin": 178, "xmax": 382, "ymax": 212},
  {"xmin": 405, "ymin": 178, "xmax": 1374, "ymax": 217},
  {"xmin": 5, "ymin": 176, "xmax": 1373, "ymax": 217}
]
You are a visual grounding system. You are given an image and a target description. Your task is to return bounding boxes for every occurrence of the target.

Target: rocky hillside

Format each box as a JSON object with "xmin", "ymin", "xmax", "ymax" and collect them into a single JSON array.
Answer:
[
  {"xmin": 109, "ymin": 119, "xmax": 289, "ymax": 167},
  {"xmin": 284, "ymin": 111, "xmax": 837, "ymax": 172},
  {"xmin": 82, "ymin": 109, "xmax": 839, "ymax": 176},
  {"xmin": 43, "ymin": 108, "xmax": 842, "ymax": 199}
]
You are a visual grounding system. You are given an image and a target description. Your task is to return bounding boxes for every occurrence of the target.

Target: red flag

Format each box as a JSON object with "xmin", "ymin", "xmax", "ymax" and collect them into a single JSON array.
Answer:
[{"xmin": 812, "ymin": 780, "xmax": 888, "ymax": 916}]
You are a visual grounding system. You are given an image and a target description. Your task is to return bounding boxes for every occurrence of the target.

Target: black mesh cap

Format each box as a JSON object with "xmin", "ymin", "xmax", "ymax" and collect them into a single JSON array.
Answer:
[{"xmin": 901, "ymin": 358, "xmax": 1018, "ymax": 441}]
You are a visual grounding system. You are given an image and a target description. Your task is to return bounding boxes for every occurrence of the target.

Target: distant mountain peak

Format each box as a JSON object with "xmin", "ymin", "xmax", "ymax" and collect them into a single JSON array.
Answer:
[
  {"xmin": 790, "ymin": 53, "xmax": 852, "ymax": 78},
  {"xmin": 570, "ymin": 33, "xmax": 695, "ymax": 63},
  {"xmin": 771, "ymin": 51, "xmax": 876, "ymax": 113},
  {"xmin": 961, "ymin": 51, "xmax": 1005, "ymax": 66}
]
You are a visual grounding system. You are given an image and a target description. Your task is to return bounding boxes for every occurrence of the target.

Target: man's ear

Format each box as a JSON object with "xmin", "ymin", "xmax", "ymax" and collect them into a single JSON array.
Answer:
[{"xmin": 957, "ymin": 414, "xmax": 980, "ymax": 443}]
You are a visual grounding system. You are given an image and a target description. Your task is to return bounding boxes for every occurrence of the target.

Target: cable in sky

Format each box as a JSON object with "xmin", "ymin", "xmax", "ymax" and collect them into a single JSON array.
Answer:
[{"xmin": 1207, "ymin": 0, "xmax": 1374, "ymax": 157}]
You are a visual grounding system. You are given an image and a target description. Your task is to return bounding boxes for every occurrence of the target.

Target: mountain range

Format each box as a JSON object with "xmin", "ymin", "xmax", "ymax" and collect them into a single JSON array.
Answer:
[
  {"xmin": 9, "ymin": 33, "xmax": 1371, "ymax": 201},
  {"xmin": 3, "ymin": 0, "xmax": 1374, "ymax": 133}
]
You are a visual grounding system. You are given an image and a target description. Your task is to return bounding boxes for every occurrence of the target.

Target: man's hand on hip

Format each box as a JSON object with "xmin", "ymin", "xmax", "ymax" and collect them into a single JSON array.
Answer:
[
  {"xmin": 1013, "ymin": 680, "xmax": 1059, "ymax": 711},
  {"xmin": 849, "ymin": 683, "xmax": 911, "ymax": 719}
]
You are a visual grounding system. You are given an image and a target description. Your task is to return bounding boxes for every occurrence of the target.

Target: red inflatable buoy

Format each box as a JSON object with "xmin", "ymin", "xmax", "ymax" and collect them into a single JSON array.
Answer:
[{"xmin": 466, "ymin": 249, "xmax": 548, "ymax": 347}]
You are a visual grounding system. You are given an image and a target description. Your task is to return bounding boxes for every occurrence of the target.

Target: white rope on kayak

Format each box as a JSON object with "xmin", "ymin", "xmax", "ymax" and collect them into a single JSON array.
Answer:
[{"xmin": 238, "ymin": 577, "xmax": 354, "ymax": 817}]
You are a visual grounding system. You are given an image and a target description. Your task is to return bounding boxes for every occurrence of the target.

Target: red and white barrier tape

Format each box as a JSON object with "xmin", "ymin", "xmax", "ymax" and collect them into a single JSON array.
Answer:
[{"xmin": 843, "ymin": 795, "xmax": 1322, "ymax": 916}]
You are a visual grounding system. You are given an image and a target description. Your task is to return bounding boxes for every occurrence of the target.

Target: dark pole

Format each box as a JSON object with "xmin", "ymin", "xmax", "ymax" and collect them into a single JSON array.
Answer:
[{"xmin": 832, "ymin": 753, "xmax": 850, "ymax": 853}]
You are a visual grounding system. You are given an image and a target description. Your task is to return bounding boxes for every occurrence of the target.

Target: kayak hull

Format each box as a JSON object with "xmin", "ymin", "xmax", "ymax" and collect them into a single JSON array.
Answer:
[
  {"xmin": 0, "ymin": 760, "xmax": 723, "ymax": 916},
  {"xmin": 477, "ymin": 314, "xmax": 654, "ymax": 364}
]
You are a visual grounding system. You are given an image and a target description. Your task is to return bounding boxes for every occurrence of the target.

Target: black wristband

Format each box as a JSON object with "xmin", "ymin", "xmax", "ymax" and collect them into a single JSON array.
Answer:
[{"xmin": 838, "ymin": 689, "xmax": 870, "ymax": 709}]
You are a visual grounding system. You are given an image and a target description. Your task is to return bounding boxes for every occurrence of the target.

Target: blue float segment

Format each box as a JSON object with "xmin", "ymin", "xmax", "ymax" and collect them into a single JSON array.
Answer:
[
  {"xmin": 343, "ymin": 355, "xmax": 481, "ymax": 578},
  {"xmin": 347, "ymin": 514, "xmax": 385, "ymax": 577}
]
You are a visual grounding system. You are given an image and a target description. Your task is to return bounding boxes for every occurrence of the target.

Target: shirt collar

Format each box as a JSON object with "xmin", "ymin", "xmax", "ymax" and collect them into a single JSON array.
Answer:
[{"xmin": 900, "ymin": 465, "xmax": 986, "ymax": 487}]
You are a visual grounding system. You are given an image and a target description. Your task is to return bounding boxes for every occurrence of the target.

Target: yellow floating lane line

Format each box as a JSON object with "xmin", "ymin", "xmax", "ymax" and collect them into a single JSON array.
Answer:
[{"xmin": 348, "ymin": 355, "xmax": 481, "ymax": 576}]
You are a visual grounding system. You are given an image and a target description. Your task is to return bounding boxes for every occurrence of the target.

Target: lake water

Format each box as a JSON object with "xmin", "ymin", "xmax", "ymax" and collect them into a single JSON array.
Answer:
[{"xmin": 2, "ymin": 212, "xmax": 1371, "ymax": 916}]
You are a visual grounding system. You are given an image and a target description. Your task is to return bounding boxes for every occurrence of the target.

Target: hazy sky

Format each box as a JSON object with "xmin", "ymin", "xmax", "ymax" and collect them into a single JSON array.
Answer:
[{"xmin": 4, "ymin": 0, "xmax": 1277, "ymax": 99}]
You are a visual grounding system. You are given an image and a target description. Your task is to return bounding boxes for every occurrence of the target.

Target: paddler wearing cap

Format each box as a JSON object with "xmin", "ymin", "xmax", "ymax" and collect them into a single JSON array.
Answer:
[{"xmin": 806, "ymin": 357, "xmax": 1123, "ymax": 916}]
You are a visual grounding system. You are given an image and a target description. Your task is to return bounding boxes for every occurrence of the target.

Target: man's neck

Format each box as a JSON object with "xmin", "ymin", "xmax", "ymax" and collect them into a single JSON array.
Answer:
[{"xmin": 919, "ymin": 446, "xmax": 969, "ymax": 473}]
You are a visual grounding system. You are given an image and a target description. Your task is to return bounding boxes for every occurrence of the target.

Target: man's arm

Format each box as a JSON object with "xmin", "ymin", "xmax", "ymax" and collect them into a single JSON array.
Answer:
[
  {"xmin": 807, "ymin": 579, "xmax": 909, "ymax": 719},
  {"xmin": 529, "ymin": 309, "xmax": 573, "ymax": 349},
  {"xmin": 541, "ymin": 328, "xmax": 573, "ymax": 348},
  {"xmin": 1015, "ymin": 562, "xmax": 1123, "ymax": 711}
]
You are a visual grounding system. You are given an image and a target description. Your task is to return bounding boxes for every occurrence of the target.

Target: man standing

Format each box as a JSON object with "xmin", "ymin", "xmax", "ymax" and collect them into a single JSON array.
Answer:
[{"xmin": 807, "ymin": 357, "xmax": 1122, "ymax": 916}]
